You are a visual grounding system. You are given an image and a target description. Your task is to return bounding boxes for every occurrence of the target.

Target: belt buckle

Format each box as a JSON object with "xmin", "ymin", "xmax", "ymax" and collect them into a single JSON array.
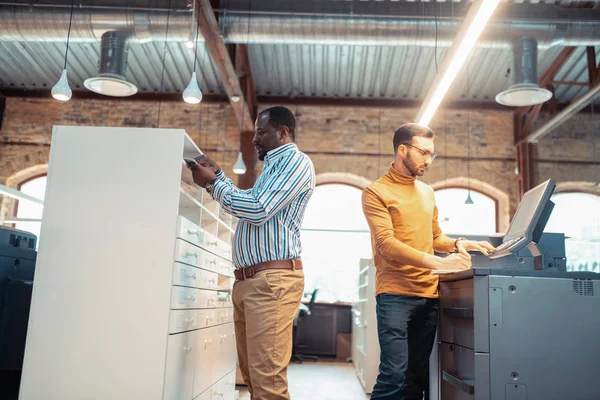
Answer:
[{"xmin": 245, "ymin": 266, "xmax": 255, "ymax": 279}]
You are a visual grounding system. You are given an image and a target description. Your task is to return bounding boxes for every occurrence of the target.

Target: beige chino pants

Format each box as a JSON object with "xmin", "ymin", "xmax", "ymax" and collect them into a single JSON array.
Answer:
[{"xmin": 233, "ymin": 269, "xmax": 304, "ymax": 400}]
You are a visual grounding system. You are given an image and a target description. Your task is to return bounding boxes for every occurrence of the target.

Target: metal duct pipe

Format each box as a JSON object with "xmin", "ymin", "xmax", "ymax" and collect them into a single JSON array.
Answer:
[
  {"xmin": 219, "ymin": 13, "xmax": 600, "ymax": 48},
  {"xmin": 511, "ymin": 37, "xmax": 539, "ymax": 88},
  {"xmin": 0, "ymin": 6, "xmax": 192, "ymax": 42},
  {"xmin": 98, "ymin": 31, "xmax": 129, "ymax": 80},
  {"xmin": 496, "ymin": 36, "xmax": 552, "ymax": 106},
  {"xmin": 1, "ymin": 3, "xmax": 600, "ymax": 47}
]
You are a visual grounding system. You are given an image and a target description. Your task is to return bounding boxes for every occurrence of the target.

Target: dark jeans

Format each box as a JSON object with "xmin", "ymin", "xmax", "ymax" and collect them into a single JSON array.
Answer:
[{"xmin": 371, "ymin": 294, "xmax": 439, "ymax": 400}]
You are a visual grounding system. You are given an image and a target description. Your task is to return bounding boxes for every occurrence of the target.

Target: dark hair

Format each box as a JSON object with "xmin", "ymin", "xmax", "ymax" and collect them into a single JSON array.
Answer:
[
  {"xmin": 393, "ymin": 123, "xmax": 434, "ymax": 153},
  {"xmin": 260, "ymin": 106, "xmax": 296, "ymax": 141}
]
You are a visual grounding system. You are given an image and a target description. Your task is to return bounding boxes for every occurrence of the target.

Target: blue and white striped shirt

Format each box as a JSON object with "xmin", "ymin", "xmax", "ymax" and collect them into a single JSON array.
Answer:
[{"xmin": 211, "ymin": 143, "xmax": 315, "ymax": 269}]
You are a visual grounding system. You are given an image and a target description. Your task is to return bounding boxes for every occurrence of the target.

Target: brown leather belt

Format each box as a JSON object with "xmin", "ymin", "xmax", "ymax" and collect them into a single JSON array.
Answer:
[{"xmin": 234, "ymin": 259, "xmax": 302, "ymax": 281}]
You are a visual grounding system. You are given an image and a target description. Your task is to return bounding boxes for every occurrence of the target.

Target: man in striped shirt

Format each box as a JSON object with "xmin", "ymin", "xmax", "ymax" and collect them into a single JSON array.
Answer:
[{"xmin": 189, "ymin": 106, "xmax": 315, "ymax": 400}]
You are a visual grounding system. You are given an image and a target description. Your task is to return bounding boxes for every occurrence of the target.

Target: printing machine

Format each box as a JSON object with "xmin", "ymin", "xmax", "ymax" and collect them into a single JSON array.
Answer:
[
  {"xmin": 0, "ymin": 226, "xmax": 37, "ymax": 399},
  {"xmin": 430, "ymin": 179, "xmax": 600, "ymax": 400}
]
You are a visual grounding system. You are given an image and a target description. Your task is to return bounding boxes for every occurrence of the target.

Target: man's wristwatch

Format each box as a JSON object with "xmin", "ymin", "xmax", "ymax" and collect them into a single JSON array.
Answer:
[
  {"xmin": 204, "ymin": 179, "xmax": 217, "ymax": 195},
  {"xmin": 454, "ymin": 237, "xmax": 467, "ymax": 253}
]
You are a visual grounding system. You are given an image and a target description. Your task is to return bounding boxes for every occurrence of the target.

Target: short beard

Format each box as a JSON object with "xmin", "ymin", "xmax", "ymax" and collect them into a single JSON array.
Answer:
[
  {"xmin": 402, "ymin": 152, "xmax": 422, "ymax": 176},
  {"xmin": 257, "ymin": 152, "xmax": 266, "ymax": 161}
]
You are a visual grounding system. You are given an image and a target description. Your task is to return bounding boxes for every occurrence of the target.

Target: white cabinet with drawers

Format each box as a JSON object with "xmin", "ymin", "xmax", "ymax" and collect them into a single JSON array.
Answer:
[
  {"xmin": 19, "ymin": 127, "xmax": 238, "ymax": 400},
  {"xmin": 352, "ymin": 259, "xmax": 379, "ymax": 394}
]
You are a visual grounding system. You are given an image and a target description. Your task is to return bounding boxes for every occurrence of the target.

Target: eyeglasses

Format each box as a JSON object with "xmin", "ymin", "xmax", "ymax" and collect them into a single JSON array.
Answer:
[{"xmin": 403, "ymin": 143, "xmax": 437, "ymax": 161}]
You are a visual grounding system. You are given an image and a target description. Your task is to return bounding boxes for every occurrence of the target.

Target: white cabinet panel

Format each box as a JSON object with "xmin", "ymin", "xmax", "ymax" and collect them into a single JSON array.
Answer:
[
  {"xmin": 164, "ymin": 331, "xmax": 196, "ymax": 400},
  {"xmin": 193, "ymin": 327, "xmax": 217, "ymax": 398}
]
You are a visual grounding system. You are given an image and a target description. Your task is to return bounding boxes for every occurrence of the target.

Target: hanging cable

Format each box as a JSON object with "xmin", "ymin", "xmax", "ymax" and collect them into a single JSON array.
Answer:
[{"xmin": 156, "ymin": 0, "xmax": 173, "ymax": 127}]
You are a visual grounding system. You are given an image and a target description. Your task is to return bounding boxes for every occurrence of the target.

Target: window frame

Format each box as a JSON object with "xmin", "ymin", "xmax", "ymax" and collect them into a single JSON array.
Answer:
[{"xmin": 12, "ymin": 173, "xmax": 47, "ymax": 226}]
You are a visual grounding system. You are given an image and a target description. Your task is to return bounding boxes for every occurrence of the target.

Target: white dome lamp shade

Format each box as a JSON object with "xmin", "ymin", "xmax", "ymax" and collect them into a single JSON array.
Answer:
[
  {"xmin": 53, "ymin": 0, "xmax": 74, "ymax": 101},
  {"xmin": 83, "ymin": 32, "xmax": 138, "ymax": 97},
  {"xmin": 496, "ymin": 36, "xmax": 552, "ymax": 107},
  {"xmin": 184, "ymin": 9, "xmax": 203, "ymax": 105},
  {"xmin": 233, "ymin": 152, "xmax": 247, "ymax": 175},
  {"xmin": 52, "ymin": 69, "xmax": 72, "ymax": 101},
  {"xmin": 183, "ymin": 72, "xmax": 203, "ymax": 104}
]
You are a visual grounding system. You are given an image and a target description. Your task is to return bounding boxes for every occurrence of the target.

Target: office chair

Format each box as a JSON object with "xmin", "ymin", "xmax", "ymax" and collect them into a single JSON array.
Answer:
[{"xmin": 290, "ymin": 289, "xmax": 319, "ymax": 363}]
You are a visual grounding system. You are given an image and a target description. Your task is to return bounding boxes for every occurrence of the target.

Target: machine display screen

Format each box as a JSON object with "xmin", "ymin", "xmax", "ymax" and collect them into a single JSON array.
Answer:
[{"xmin": 504, "ymin": 180, "xmax": 555, "ymax": 241}]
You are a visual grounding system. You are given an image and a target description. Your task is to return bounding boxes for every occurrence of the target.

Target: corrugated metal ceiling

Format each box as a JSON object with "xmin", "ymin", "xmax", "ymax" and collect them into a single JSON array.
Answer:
[
  {"xmin": 0, "ymin": 40, "xmax": 223, "ymax": 95},
  {"xmin": 249, "ymin": 43, "xmax": 600, "ymax": 103},
  {"xmin": 0, "ymin": 0, "xmax": 598, "ymax": 105}
]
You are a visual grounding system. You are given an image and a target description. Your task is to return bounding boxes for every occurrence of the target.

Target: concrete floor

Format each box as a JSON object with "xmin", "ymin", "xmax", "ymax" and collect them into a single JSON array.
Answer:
[{"xmin": 237, "ymin": 360, "xmax": 369, "ymax": 400}]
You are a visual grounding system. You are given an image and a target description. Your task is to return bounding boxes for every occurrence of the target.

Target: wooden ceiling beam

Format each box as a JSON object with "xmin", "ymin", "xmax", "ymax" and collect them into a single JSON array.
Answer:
[
  {"xmin": 197, "ymin": 0, "xmax": 254, "ymax": 132},
  {"xmin": 197, "ymin": 0, "xmax": 258, "ymax": 187}
]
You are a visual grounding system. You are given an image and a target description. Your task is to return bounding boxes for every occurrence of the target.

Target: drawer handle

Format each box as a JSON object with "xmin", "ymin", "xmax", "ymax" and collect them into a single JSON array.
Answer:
[
  {"xmin": 209, "ymin": 241, "xmax": 218, "ymax": 246},
  {"xmin": 208, "ymin": 278, "xmax": 216, "ymax": 284},
  {"xmin": 187, "ymin": 229, "xmax": 201, "ymax": 236},
  {"xmin": 442, "ymin": 371, "xmax": 475, "ymax": 395},
  {"xmin": 185, "ymin": 318, "xmax": 195, "ymax": 325},
  {"xmin": 185, "ymin": 251, "xmax": 200, "ymax": 258},
  {"xmin": 205, "ymin": 317, "xmax": 213, "ymax": 326},
  {"xmin": 442, "ymin": 307, "xmax": 474, "ymax": 319},
  {"xmin": 185, "ymin": 272, "xmax": 197, "ymax": 280},
  {"xmin": 183, "ymin": 345, "xmax": 193, "ymax": 353},
  {"xmin": 185, "ymin": 295, "xmax": 196, "ymax": 302},
  {"xmin": 209, "ymin": 260, "xmax": 217, "ymax": 265}
]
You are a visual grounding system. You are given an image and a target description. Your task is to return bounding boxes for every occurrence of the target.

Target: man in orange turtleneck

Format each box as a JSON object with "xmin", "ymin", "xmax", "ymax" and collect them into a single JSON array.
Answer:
[{"xmin": 362, "ymin": 123, "xmax": 494, "ymax": 400}]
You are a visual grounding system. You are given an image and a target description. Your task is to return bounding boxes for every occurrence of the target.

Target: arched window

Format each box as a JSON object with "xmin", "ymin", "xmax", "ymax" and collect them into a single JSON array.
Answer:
[
  {"xmin": 545, "ymin": 192, "xmax": 600, "ymax": 273},
  {"xmin": 14, "ymin": 175, "xmax": 47, "ymax": 245},
  {"xmin": 301, "ymin": 183, "xmax": 372, "ymax": 303},
  {"xmin": 434, "ymin": 188, "xmax": 497, "ymax": 235}
]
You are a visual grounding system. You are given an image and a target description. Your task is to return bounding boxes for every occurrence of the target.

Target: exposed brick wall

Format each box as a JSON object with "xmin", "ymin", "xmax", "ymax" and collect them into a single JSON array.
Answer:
[
  {"xmin": 534, "ymin": 112, "xmax": 600, "ymax": 185},
  {"xmin": 1, "ymin": 97, "xmax": 598, "ymax": 223}
]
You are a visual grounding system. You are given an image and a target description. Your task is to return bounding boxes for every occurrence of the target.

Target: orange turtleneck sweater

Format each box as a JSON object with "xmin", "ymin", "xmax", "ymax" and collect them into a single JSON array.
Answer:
[{"xmin": 362, "ymin": 163, "xmax": 455, "ymax": 298}]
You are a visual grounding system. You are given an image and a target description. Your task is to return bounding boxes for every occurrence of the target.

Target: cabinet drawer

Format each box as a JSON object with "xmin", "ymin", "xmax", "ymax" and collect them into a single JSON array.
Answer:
[
  {"xmin": 171, "ymin": 287, "xmax": 218, "ymax": 310},
  {"xmin": 193, "ymin": 327, "xmax": 216, "ymax": 398},
  {"xmin": 439, "ymin": 279, "xmax": 475, "ymax": 350},
  {"xmin": 439, "ymin": 342, "xmax": 475, "ymax": 400},
  {"xmin": 170, "ymin": 309, "xmax": 228, "ymax": 333},
  {"xmin": 175, "ymin": 239, "xmax": 217, "ymax": 270},
  {"xmin": 216, "ymin": 290, "xmax": 233, "ymax": 308},
  {"xmin": 173, "ymin": 262, "xmax": 218, "ymax": 290},
  {"xmin": 164, "ymin": 331, "xmax": 196, "ymax": 400},
  {"xmin": 212, "ymin": 323, "xmax": 236, "ymax": 385},
  {"xmin": 175, "ymin": 240, "xmax": 234, "ymax": 277},
  {"xmin": 211, "ymin": 369, "xmax": 236, "ymax": 400},
  {"xmin": 169, "ymin": 310, "xmax": 202, "ymax": 333},
  {"xmin": 177, "ymin": 216, "xmax": 217, "ymax": 252},
  {"xmin": 214, "ymin": 308, "xmax": 234, "ymax": 325},
  {"xmin": 217, "ymin": 257, "xmax": 234, "ymax": 278}
]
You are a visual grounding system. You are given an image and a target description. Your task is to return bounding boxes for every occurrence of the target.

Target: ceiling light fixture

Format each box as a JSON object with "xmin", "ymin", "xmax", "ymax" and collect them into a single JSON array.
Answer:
[
  {"xmin": 183, "ymin": 4, "xmax": 203, "ymax": 104},
  {"xmin": 52, "ymin": 0, "xmax": 75, "ymax": 101},
  {"xmin": 233, "ymin": 152, "xmax": 247, "ymax": 175},
  {"xmin": 415, "ymin": 0, "xmax": 501, "ymax": 127},
  {"xmin": 83, "ymin": 32, "xmax": 138, "ymax": 97}
]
